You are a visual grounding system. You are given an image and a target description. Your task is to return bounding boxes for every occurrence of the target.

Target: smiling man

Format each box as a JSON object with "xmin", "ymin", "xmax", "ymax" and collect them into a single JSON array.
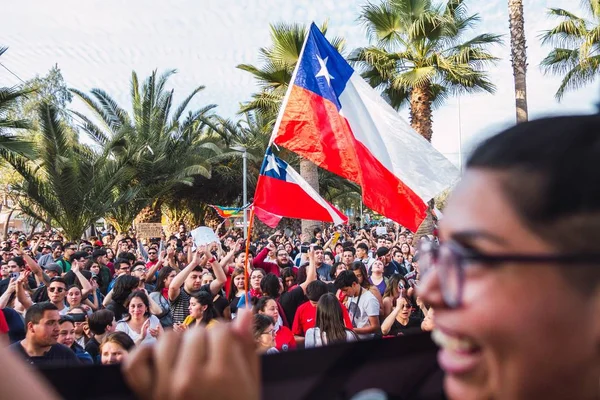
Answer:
[{"xmin": 418, "ymin": 116, "xmax": 600, "ymax": 400}]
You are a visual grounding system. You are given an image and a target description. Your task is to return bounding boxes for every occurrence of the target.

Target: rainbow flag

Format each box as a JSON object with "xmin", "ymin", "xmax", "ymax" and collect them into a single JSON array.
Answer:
[{"xmin": 209, "ymin": 204, "xmax": 250, "ymax": 219}]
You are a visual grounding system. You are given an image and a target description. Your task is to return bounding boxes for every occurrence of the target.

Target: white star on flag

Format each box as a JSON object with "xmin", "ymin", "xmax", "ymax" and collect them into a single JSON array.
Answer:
[
  {"xmin": 315, "ymin": 55, "xmax": 334, "ymax": 86},
  {"xmin": 264, "ymin": 153, "xmax": 281, "ymax": 176}
]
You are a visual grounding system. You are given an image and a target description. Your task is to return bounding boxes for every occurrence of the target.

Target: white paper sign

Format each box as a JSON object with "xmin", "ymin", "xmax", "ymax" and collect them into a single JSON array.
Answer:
[
  {"xmin": 376, "ymin": 227, "xmax": 388, "ymax": 236},
  {"xmin": 191, "ymin": 226, "xmax": 219, "ymax": 247}
]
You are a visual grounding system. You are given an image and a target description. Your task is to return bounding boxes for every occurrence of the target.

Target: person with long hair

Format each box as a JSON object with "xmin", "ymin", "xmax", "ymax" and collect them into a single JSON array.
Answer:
[
  {"xmin": 380, "ymin": 296, "xmax": 421, "ymax": 336},
  {"xmin": 116, "ymin": 291, "xmax": 162, "ymax": 346},
  {"xmin": 252, "ymin": 314, "xmax": 278, "ymax": 355},
  {"xmin": 175, "ymin": 290, "xmax": 219, "ymax": 331},
  {"xmin": 104, "ymin": 275, "xmax": 140, "ymax": 320},
  {"xmin": 227, "ymin": 268, "xmax": 246, "ymax": 319},
  {"xmin": 281, "ymin": 267, "xmax": 296, "ymax": 292},
  {"xmin": 305, "ymin": 293, "xmax": 357, "ymax": 348},
  {"xmin": 348, "ymin": 261, "xmax": 383, "ymax": 313},
  {"xmin": 100, "ymin": 331, "xmax": 134, "ymax": 365},
  {"xmin": 253, "ymin": 296, "xmax": 296, "ymax": 352},
  {"xmin": 149, "ymin": 266, "xmax": 176, "ymax": 328},
  {"xmin": 382, "ymin": 274, "xmax": 403, "ymax": 318}
]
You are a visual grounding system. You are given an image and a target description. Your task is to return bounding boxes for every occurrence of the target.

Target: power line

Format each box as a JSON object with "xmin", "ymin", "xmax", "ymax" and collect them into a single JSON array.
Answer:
[{"xmin": 0, "ymin": 61, "xmax": 26, "ymax": 84}]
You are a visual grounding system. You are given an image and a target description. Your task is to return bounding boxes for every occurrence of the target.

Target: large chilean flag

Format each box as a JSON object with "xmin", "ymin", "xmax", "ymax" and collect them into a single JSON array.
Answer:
[
  {"xmin": 271, "ymin": 23, "xmax": 460, "ymax": 231},
  {"xmin": 253, "ymin": 148, "xmax": 348, "ymax": 228}
]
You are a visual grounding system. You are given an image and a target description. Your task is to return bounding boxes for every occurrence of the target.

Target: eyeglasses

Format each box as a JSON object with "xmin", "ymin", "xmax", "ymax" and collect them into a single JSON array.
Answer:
[
  {"xmin": 132, "ymin": 268, "xmax": 145, "ymax": 273},
  {"xmin": 418, "ymin": 240, "xmax": 600, "ymax": 308},
  {"xmin": 398, "ymin": 303, "xmax": 411, "ymax": 309},
  {"xmin": 48, "ymin": 287, "xmax": 65, "ymax": 293},
  {"xmin": 262, "ymin": 329, "xmax": 276, "ymax": 337},
  {"xmin": 148, "ymin": 252, "xmax": 157, "ymax": 255}
]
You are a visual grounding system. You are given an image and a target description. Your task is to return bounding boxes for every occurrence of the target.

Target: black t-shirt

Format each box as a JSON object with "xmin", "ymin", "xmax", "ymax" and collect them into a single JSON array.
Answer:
[
  {"xmin": 10, "ymin": 341, "xmax": 80, "ymax": 367},
  {"xmin": 84, "ymin": 336, "xmax": 101, "ymax": 364},
  {"xmin": 279, "ymin": 285, "xmax": 306, "ymax": 326},
  {"xmin": 170, "ymin": 284, "xmax": 211, "ymax": 324},
  {"xmin": 387, "ymin": 317, "xmax": 422, "ymax": 336},
  {"xmin": 213, "ymin": 293, "xmax": 229, "ymax": 318},
  {"xmin": 106, "ymin": 301, "xmax": 128, "ymax": 321}
]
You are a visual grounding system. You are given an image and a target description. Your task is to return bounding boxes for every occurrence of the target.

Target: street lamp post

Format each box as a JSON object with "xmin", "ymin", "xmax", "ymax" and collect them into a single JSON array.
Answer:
[{"xmin": 232, "ymin": 146, "xmax": 248, "ymax": 238}]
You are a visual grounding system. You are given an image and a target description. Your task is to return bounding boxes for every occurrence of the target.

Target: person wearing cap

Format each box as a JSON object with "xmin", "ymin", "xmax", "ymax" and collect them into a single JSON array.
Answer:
[{"xmin": 37, "ymin": 243, "xmax": 64, "ymax": 269}]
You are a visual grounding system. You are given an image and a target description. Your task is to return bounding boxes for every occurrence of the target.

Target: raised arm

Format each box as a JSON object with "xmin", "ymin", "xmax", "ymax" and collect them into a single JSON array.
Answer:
[
  {"xmin": 205, "ymin": 243, "xmax": 227, "ymax": 295},
  {"xmin": 18, "ymin": 249, "xmax": 50, "ymax": 286},
  {"xmin": 168, "ymin": 248, "xmax": 202, "ymax": 302},
  {"xmin": 381, "ymin": 302, "xmax": 401, "ymax": 335},
  {"xmin": 15, "ymin": 271, "xmax": 33, "ymax": 311},
  {"xmin": 71, "ymin": 263, "xmax": 93, "ymax": 297},
  {"xmin": 298, "ymin": 246, "xmax": 317, "ymax": 294}
]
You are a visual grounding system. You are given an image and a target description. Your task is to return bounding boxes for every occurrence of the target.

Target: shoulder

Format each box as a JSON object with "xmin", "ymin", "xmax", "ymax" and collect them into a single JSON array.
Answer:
[{"xmin": 50, "ymin": 344, "xmax": 78, "ymax": 359}]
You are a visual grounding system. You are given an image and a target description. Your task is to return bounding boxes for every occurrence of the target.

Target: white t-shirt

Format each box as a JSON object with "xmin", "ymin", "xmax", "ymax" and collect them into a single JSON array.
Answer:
[
  {"xmin": 305, "ymin": 327, "xmax": 357, "ymax": 348},
  {"xmin": 116, "ymin": 315, "xmax": 161, "ymax": 345},
  {"xmin": 347, "ymin": 289, "xmax": 379, "ymax": 339}
]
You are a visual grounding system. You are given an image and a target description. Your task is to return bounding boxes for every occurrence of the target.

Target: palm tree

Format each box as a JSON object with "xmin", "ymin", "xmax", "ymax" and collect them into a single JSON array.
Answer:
[
  {"xmin": 5, "ymin": 102, "xmax": 132, "ymax": 240},
  {"xmin": 0, "ymin": 47, "xmax": 35, "ymax": 158},
  {"xmin": 352, "ymin": 0, "xmax": 502, "ymax": 141},
  {"xmin": 71, "ymin": 70, "xmax": 222, "ymax": 231},
  {"xmin": 508, "ymin": 0, "xmax": 529, "ymax": 123},
  {"xmin": 540, "ymin": 1, "xmax": 600, "ymax": 100},
  {"xmin": 238, "ymin": 22, "xmax": 346, "ymax": 233}
]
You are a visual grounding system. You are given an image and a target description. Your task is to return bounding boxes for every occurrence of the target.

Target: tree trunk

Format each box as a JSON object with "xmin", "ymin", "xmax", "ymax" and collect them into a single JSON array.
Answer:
[
  {"xmin": 508, "ymin": 0, "xmax": 528, "ymax": 123},
  {"xmin": 409, "ymin": 85, "xmax": 434, "ymax": 141},
  {"xmin": 300, "ymin": 158, "xmax": 321, "ymax": 235},
  {"xmin": 3, "ymin": 208, "xmax": 15, "ymax": 240},
  {"xmin": 414, "ymin": 200, "xmax": 437, "ymax": 241}
]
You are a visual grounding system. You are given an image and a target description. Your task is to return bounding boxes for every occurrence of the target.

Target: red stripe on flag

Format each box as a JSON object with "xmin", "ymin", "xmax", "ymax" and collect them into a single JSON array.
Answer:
[
  {"xmin": 254, "ymin": 174, "xmax": 346, "ymax": 223},
  {"xmin": 274, "ymin": 85, "xmax": 427, "ymax": 230}
]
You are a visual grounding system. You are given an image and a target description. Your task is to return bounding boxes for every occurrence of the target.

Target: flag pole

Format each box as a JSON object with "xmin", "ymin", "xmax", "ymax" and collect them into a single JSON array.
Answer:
[{"xmin": 242, "ymin": 206, "xmax": 256, "ymax": 307}]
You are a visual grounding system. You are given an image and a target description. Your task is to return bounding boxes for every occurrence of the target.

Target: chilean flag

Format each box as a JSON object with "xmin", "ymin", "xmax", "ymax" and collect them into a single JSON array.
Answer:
[
  {"xmin": 253, "ymin": 148, "xmax": 348, "ymax": 228},
  {"xmin": 270, "ymin": 23, "xmax": 459, "ymax": 231}
]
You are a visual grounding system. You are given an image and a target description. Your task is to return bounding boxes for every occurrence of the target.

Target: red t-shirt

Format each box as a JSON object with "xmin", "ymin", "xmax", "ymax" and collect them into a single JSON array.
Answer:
[
  {"xmin": 292, "ymin": 301, "xmax": 353, "ymax": 336},
  {"xmin": 275, "ymin": 325, "xmax": 296, "ymax": 352}
]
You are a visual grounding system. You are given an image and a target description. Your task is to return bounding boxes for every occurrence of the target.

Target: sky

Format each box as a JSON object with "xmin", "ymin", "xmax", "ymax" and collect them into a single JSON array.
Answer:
[{"xmin": 1, "ymin": 0, "xmax": 599, "ymax": 168}]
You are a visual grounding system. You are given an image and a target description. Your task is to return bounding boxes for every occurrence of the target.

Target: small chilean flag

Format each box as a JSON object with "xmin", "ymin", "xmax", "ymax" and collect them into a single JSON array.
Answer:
[
  {"xmin": 253, "ymin": 148, "xmax": 348, "ymax": 228},
  {"xmin": 271, "ymin": 23, "xmax": 459, "ymax": 231}
]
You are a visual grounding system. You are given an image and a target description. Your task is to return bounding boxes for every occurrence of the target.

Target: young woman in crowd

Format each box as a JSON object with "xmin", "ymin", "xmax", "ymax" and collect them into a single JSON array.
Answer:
[
  {"xmin": 104, "ymin": 275, "xmax": 140, "ymax": 320},
  {"xmin": 227, "ymin": 268, "xmax": 246, "ymax": 319},
  {"xmin": 281, "ymin": 267, "xmax": 296, "ymax": 292},
  {"xmin": 149, "ymin": 266, "xmax": 176, "ymax": 328},
  {"xmin": 57, "ymin": 316, "xmax": 93, "ymax": 364},
  {"xmin": 381, "ymin": 274, "xmax": 402, "ymax": 318},
  {"xmin": 66, "ymin": 285, "xmax": 96, "ymax": 314},
  {"xmin": 368, "ymin": 260, "xmax": 387, "ymax": 297},
  {"xmin": 380, "ymin": 296, "xmax": 422, "ymax": 337},
  {"xmin": 116, "ymin": 291, "xmax": 162, "ymax": 346},
  {"xmin": 174, "ymin": 290, "xmax": 219, "ymax": 331},
  {"xmin": 67, "ymin": 306, "xmax": 90, "ymax": 347},
  {"xmin": 237, "ymin": 268, "xmax": 265, "ymax": 309},
  {"xmin": 252, "ymin": 313, "xmax": 278, "ymax": 355},
  {"xmin": 100, "ymin": 331, "xmax": 135, "ymax": 365},
  {"xmin": 305, "ymin": 293, "xmax": 357, "ymax": 348},
  {"xmin": 253, "ymin": 296, "xmax": 296, "ymax": 352}
]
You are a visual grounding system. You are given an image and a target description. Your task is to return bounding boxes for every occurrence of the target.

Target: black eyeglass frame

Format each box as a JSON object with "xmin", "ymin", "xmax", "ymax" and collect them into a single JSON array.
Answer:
[{"xmin": 418, "ymin": 240, "xmax": 600, "ymax": 308}]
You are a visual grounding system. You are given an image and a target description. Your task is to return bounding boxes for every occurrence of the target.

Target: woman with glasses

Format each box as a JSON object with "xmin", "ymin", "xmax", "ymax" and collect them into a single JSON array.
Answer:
[
  {"xmin": 252, "ymin": 314, "xmax": 278, "ymax": 355},
  {"xmin": 380, "ymin": 296, "xmax": 421, "ymax": 337},
  {"xmin": 253, "ymin": 296, "xmax": 296, "ymax": 352}
]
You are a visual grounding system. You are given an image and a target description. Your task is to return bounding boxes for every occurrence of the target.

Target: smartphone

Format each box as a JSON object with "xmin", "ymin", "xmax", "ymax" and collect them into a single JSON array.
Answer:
[
  {"xmin": 10, "ymin": 272, "xmax": 19, "ymax": 280},
  {"xmin": 300, "ymin": 245, "xmax": 310, "ymax": 253}
]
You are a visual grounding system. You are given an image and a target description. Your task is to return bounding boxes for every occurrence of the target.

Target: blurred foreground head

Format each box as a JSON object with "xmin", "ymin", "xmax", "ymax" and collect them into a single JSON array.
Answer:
[{"xmin": 419, "ymin": 115, "xmax": 600, "ymax": 400}]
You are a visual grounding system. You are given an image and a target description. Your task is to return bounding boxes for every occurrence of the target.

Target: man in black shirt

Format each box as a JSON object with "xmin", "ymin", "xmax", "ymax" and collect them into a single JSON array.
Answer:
[
  {"xmin": 85, "ymin": 309, "xmax": 116, "ymax": 364},
  {"xmin": 9, "ymin": 302, "xmax": 79, "ymax": 367}
]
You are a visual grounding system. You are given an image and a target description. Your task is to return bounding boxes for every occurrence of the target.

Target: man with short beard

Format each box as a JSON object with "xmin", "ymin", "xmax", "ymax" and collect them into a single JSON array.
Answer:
[
  {"xmin": 252, "ymin": 242, "xmax": 292, "ymax": 277},
  {"xmin": 9, "ymin": 302, "xmax": 79, "ymax": 366}
]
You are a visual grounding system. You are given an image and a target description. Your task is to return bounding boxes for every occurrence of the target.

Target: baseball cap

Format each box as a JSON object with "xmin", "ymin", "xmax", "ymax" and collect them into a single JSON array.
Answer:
[{"xmin": 44, "ymin": 263, "xmax": 63, "ymax": 275}]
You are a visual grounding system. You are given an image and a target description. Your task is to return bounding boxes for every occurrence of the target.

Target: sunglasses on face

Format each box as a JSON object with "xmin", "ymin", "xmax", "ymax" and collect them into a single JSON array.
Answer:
[
  {"xmin": 48, "ymin": 287, "xmax": 65, "ymax": 293},
  {"xmin": 148, "ymin": 252, "xmax": 157, "ymax": 255}
]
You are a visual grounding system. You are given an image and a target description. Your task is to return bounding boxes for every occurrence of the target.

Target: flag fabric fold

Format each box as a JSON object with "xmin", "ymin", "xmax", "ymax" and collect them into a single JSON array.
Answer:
[
  {"xmin": 270, "ymin": 23, "xmax": 460, "ymax": 231},
  {"xmin": 253, "ymin": 148, "xmax": 348, "ymax": 228}
]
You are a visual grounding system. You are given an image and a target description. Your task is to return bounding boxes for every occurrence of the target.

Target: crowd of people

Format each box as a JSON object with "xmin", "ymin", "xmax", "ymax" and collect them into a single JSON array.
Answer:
[{"xmin": 0, "ymin": 221, "xmax": 434, "ymax": 366}]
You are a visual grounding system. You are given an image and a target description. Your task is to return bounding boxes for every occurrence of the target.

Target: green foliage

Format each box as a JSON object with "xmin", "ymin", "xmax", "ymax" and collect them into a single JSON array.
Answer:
[
  {"xmin": 4, "ymin": 102, "xmax": 133, "ymax": 240},
  {"xmin": 540, "ymin": 0, "xmax": 600, "ymax": 100},
  {"xmin": 351, "ymin": 0, "xmax": 502, "ymax": 111},
  {"xmin": 71, "ymin": 70, "xmax": 224, "ymax": 231}
]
